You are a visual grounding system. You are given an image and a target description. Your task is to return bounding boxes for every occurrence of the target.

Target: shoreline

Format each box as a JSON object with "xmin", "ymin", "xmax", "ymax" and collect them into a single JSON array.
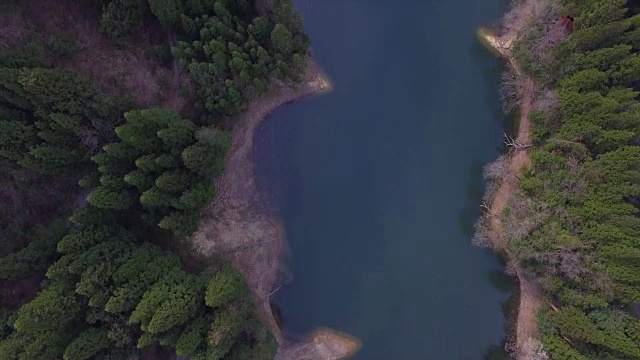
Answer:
[
  {"xmin": 478, "ymin": 29, "xmax": 542, "ymax": 360},
  {"xmin": 192, "ymin": 58, "xmax": 361, "ymax": 359}
]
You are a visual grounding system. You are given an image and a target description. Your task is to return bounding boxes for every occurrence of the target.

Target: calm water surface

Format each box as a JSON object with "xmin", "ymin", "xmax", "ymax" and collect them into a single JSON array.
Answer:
[{"xmin": 254, "ymin": 0, "xmax": 513, "ymax": 359}]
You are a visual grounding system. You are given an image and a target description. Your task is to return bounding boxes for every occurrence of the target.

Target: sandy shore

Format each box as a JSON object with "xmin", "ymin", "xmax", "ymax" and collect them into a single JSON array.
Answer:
[
  {"xmin": 478, "ymin": 29, "xmax": 543, "ymax": 360},
  {"xmin": 192, "ymin": 58, "xmax": 360, "ymax": 359},
  {"xmin": 275, "ymin": 328, "xmax": 362, "ymax": 360}
]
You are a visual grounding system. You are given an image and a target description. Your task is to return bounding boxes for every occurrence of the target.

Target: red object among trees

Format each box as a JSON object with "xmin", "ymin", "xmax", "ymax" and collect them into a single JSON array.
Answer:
[{"xmin": 561, "ymin": 16, "xmax": 574, "ymax": 33}]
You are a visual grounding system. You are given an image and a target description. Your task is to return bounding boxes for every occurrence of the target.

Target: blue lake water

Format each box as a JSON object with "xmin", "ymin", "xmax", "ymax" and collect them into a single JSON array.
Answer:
[{"xmin": 255, "ymin": 1, "xmax": 513, "ymax": 358}]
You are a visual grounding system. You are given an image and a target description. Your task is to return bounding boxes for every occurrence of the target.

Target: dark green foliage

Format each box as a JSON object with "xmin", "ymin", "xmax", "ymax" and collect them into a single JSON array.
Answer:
[
  {"xmin": 0, "ymin": 221, "xmax": 64, "ymax": 280},
  {"xmin": 205, "ymin": 265, "xmax": 250, "ymax": 309},
  {"xmin": 224, "ymin": 319, "xmax": 278, "ymax": 360},
  {"xmin": 13, "ymin": 282, "xmax": 81, "ymax": 335},
  {"xmin": 105, "ymin": 246, "xmax": 180, "ymax": 314},
  {"xmin": 87, "ymin": 186, "xmax": 135, "ymax": 210},
  {"xmin": 63, "ymin": 327, "xmax": 110, "ymax": 360},
  {"xmin": 168, "ymin": 0, "xmax": 309, "ymax": 123},
  {"xmin": 148, "ymin": 0, "xmax": 184, "ymax": 28},
  {"xmin": 0, "ymin": 107, "xmax": 36, "ymax": 162},
  {"xmin": 89, "ymin": 108, "xmax": 223, "ymax": 238},
  {"xmin": 175, "ymin": 318, "xmax": 207, "ymax": 356},
  {"xmin": 4, "ymin": 218, "xmax": 273, "ymax": 359},
  {"xmin": 175, "ymin": 183, "xmax": 215, "ymax": 210},
  {"xmin": 124, "ymin": 169, "xmax": 155, "ymax": 191},
  {"xmin": 157, "ymin": 210, "xmax": 201, "ymax": 238},
  {"xmin": 206, "ymin": 307, "xmax": 245, "ymax": 358},
  {"xmin": 271, "ymin": 23, "xmax": 293, "ymax": 55},
  {"xmin": 100, "ymin": 0, "xmax": 144, "ymax": 41},
  {"xmin": 181, "ymin": 143, "xmax": 217, "ymax": 174},
  {"xmin": 45, "ymin": 35, "xmax": 78, "ymax": 60},
  {"xmin": 509, "ymin": 0, "xmax": 640, "ymax": 358},
  {"xmin": 129, "ymin": 269, "xmax": 201, "ymax": 334},
  {"xmin": 0, "ymin": 64, "xmax": 116, "ymax": 175}
]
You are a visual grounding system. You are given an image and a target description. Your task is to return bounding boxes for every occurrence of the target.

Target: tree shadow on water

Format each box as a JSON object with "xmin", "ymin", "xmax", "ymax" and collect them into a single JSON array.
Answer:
[
  {"xmin": 483, "ymin": 344, "xmax": 510, "ymax": 360},
  {"xmin": 486, "ymin": 267, "xmax": 514, "ymax": 294},
  {"xmin": 482, "ymin": 268, "xmax": 519, "ymax": 360},
  {"xmin": 458, "ymin": 160, "xmax": 492, "ymax": 241}
]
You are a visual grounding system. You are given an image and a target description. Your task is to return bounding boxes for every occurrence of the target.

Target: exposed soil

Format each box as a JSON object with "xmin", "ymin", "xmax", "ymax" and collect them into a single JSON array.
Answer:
[
  {"xmin": 192, "ymin": 59, "xmax": 358, "ymax": 359},
  {"xmin": 480, "ymin": 30, "xmax": 543, "ymax": 360}
]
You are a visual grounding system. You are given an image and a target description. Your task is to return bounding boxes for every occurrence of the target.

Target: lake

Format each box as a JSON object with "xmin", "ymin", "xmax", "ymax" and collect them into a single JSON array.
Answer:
[{"xmin": 254, "ymin": 0, "xmax": 513, "ymax": 358}]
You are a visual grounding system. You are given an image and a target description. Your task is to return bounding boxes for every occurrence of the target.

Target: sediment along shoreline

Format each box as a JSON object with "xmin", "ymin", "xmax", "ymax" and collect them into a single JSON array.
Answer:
[{"xmin": 192, "ymin": 58, "xmax": 361, "ymax": 359}]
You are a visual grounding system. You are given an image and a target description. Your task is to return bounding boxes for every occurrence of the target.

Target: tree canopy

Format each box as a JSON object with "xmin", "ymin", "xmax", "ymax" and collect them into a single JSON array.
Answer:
[
  {"xmin": 500, "ymin": 0, "xmax": 640, "ymax": 357},
  {"xmin": 0, "ymin": 0, "xmax": 308, "ymax": 358}
]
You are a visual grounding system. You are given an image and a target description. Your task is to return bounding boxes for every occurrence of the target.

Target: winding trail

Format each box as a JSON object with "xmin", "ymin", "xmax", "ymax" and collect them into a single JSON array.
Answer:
[{"xmin": 480, "ymin": 30, "xmax": 542, "ymax": 360}]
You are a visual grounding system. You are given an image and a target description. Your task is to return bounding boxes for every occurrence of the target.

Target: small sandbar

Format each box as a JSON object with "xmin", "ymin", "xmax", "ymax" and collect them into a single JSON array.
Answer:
[{"xmin": 276, "ymin": 328, "xmax": 362, "ymax": 360}]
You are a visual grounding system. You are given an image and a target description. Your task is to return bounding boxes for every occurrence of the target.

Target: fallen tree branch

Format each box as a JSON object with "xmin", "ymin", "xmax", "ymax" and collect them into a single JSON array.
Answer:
[{"xmin": 504, "ymin": 132, "xmax": 532, "ymax": 150}]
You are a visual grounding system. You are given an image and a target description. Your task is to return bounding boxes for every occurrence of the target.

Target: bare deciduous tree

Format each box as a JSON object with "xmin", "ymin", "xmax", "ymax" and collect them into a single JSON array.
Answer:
[
  {"xmin": 505, "ymin": 258, "xmax": 520, "ymax": 276},
  {"xmin": 500, "ymin": 67, "xmax": 540, "ymax": 113},
  {"xmin": 79, "ymin": 128, "xmax": 102, "ymax": 155},
  {"xmin": 522, "ymin": 338, "xmax": 550, "ymax": 360},
  {"xmin": 481, "ymin": 155, "xmax": 511, "ymax": 205},
  {"xmin": 483, "ymin": 154, "xmax": 509, "ymax": 181},
  {"xmin": 501, "ymin": 0, "xmax": 561, "ymax": 39},
  {"xmin": 504, "ymin": 342, "xmax": 518, "ymax": 358},
  {"xmin": 482, "ymin": 181, "xmax": 500, "ymax": 204},
  {"xmin": 554, "ymin": 250, "xmax": 588, "ymax": 281},
  {"xmin": 528, "ymin": 248, "xmax": 592, "ymax": 282},
  {"xmin": 472, "ymin": 216, "xmax": 494, "ymax": 248},
  {"xmin": 504, "ymin": 190, "xmax": 549, "ymax": 242},
  {"xmin": 531, "ymin": 19, "xmax": 569, "ymax": 65}
]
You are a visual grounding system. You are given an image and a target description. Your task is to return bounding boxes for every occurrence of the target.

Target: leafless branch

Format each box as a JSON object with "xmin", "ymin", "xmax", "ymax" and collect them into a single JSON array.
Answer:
[
  {"xmin": 268, "ymin": 285, "xmax": 281, "ymax": 298},
  {"xmin": 472, "ymin": 216, "xmax": 495, "ymax": 248},
  {"xmin": 504, "ymin": 132, "xmax": 532, "ymax": 150},
  {"xmin": 500, "ymin": 68, "xmax": 541, "ymax": 114}
]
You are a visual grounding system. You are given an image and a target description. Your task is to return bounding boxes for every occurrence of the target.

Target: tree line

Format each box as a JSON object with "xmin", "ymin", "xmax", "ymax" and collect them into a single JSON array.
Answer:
[
  {"xmin": 0, "ymin": 0, "xmax": 309, "ymax": 358},
  {"xmin": 495, "ymin": 0, "xmax": 640, "ymax": 358}
]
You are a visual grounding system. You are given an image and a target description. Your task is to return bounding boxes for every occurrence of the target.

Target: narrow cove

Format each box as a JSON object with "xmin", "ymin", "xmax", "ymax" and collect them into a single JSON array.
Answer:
[{"xmin": 254, "ymin": 0, "xmax": 514, "ymax": 358}]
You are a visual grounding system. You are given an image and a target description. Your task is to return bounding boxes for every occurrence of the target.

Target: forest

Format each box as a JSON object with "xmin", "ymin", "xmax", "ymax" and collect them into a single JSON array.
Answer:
[
  {"xmin": 483, "ymin": 0, "xmax": 640, "ymax": 358},
  {"xmin": 0, "ymin": 0, "xmax": 308, "ymax": 359}
]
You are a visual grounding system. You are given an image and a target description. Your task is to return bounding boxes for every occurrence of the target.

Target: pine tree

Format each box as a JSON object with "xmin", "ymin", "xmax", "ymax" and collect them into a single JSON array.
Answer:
[
  {"xmin": 88, "ymin": 186, "xmax": 134, "ymax": 210},
  {"xmin": 205, "ymin": 265, "xmax": 249, "ymax": 309},
  {"xmin": 63, "ymin": 327, "xmax": 110, "ymax": 360},
  {"xmin": 128, "ymin": 270, "xmax": 201, "ymax": 334}
]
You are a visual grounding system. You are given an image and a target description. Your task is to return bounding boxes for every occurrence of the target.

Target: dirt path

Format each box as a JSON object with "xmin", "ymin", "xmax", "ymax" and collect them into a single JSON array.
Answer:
[{"xmin": 480, "ymin": 31, "xmax": 542, "ymax": 360}]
